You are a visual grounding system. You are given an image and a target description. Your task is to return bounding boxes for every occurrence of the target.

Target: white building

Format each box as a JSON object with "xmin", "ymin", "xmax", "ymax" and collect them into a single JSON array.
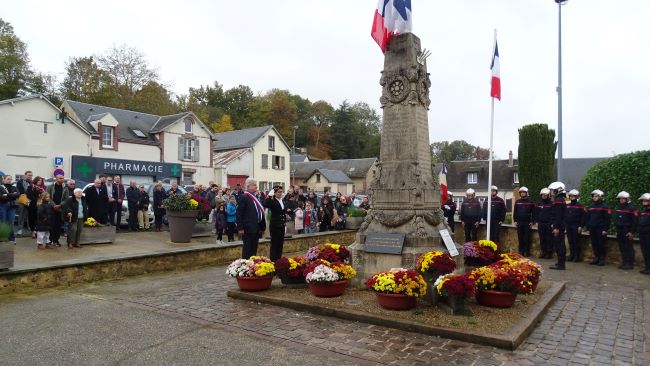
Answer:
[{"xmin": 213, "ymin": 126, "xmax": 291, "ymax": 192}]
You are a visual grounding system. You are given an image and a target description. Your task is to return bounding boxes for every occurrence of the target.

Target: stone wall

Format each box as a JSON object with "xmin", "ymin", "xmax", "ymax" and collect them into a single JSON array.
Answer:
[
  {"xmin": 452, "ymin": 222, "xmax": 645, "ymax": 267},
  {"xmin": 0, "ymin": 231, "xmax": 356, "ymax": 295}
]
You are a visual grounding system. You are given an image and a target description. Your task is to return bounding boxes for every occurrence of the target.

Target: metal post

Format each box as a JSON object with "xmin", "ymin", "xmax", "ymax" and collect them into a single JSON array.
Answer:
[
  {"xmin": 556, "ymin": 0, "xmax": 566, "ymax": 181},
  {"xmin": 292, "ymin": 125, "xmax": 298, "ymax": 154}
]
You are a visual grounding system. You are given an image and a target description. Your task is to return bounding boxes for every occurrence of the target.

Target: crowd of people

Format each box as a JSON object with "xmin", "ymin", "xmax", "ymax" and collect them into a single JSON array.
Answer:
[{"xmin": 450, "ymin": 182, "xmax": 650, "ymax": 275}]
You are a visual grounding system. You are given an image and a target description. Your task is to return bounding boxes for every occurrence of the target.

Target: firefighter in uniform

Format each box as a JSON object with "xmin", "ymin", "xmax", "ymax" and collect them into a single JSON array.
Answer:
[
  {"xmin": 442, "ymin": 192, "xmax": 457, "ymax": 233},
  {"xmin": 585, "ymin": 190, "xmax": 611, "ymax": 266},
  {"xmin": 565, "ymin": 189, "xmax": 586, "ymax": 262},
  {"xmin": 549, "ymin": 182, "xmax": 567, "ymax": 270},
  {"xmin": 513, "ymin": 187, "xmax": 535, "ymax": 256},
  {"xmin": 637, "ymin": 193, "xmax": 650, "ymax": 275},
  {"xmin": 460, "ymin": 188, "xmax": 481, "ymax": 242},
  {"xmin": 614, "ymin": 191, "xmax": 638, "ymax": 270},
  {"xmin": 534, "ymin": 188, "xmax": 553, "ymax": 259},
  {"xmin": 482, "ymin": 185, "xmax": 506, "ymax": 243}
]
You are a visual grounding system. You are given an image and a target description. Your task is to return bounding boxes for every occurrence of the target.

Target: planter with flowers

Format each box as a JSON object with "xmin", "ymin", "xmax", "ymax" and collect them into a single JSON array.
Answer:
[
  {"xmin": 469, "ymin": 257, "xmax": 539, "ymax": 308},
  {"xmin": 416, "ymin": 250, "xmax": 457, "ymax": 305},
  {"xmin": 274, "ymin": 256, "xmax": 308, "ymax": 285},
  {"xmin": 492, "ymin": 254, "xmax": 542, "ymax": 293},
  {"xmin": 79, "ymin": 217, "xmax": 116, "ymax": 245},
  {"xmin": 434, "ymin": 273, "xmax": 476, "ymax": 314},
  {"xmin": 463, "ymin": 240, "xmax": 499, "ymax": 268},
  {"xmin": 164, "ymin": 194, "xmax": 200, "ymax": 243},
  {"xmin": 306, "ymin": 243, "xmax": 351, "ymax": 263},
  {"xmin": 365, "ymin": 269, "xmax": 427, "ymax": 310},
  {"xmin": 304, "ymin": 259, "xmax": 356, "ymax": 297},
  {"xmin": 226, "ymin": 256, "xmax": 276, "ymax": 291}
]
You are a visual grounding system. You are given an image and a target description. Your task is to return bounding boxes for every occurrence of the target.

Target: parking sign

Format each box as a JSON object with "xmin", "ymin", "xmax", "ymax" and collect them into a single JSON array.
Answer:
[{"xmin": 54, "ymin": 157, "xmax": 64, "ymax": 166}]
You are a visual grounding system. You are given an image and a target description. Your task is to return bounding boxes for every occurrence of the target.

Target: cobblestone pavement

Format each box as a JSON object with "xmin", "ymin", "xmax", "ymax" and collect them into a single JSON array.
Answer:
[{"xmin": 1, "ymin": 257, "xmax": 648, "ymax": 365}]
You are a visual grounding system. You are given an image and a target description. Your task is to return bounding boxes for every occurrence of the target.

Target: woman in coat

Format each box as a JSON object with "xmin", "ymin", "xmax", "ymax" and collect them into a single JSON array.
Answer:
[
  {"xmin": 36, "ymin": 191, "xmax": 54, "ymax": 249},
  {"xmin": 152, "ymin": 182, "xmax": 167, "ymax": 232},
  {"xmin": 319, "ymin": 195, "xmax": 333, "ymax": 232},
  {"xmin": 263, "ymin": 186, "xmax": 290, "ymax": 261},
  {"xmin": 0, "ymin": 175, "xmax": 20, "ymax": 243},
  {"xmin": 27, "ymin": 176, "xmax": 46, "ymax": 238}
]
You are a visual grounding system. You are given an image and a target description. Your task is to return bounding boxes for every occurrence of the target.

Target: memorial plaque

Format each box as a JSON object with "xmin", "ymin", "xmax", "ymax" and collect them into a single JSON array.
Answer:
[
  {"xmin": 439, "ymin": 229, "xmax": 459, "ymax": 257},
  {"xmin": 364, "ymin": 232, "xmax": 406, "ymax": 254}
]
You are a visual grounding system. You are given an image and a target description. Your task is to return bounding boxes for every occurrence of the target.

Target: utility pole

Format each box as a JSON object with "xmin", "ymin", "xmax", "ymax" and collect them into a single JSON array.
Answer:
[{"xmin": 555, "ymin": 0, "xmax": 568, "ymax": 181}]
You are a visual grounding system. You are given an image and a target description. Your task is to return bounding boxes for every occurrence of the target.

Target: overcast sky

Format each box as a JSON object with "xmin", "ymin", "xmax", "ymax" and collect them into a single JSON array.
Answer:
[{"xmin": 5, "ymin": 1, "xmax": 649, "ymax": 159}]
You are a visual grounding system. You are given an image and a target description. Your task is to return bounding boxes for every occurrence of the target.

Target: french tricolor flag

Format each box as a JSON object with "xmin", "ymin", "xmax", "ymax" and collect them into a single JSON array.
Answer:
[
  {"xmin": 371, "ymin": 0, "xmax": 413, "ymax": 53},
  {"xmin": 439, "ymin": 163, "xmax": 449, "ymax": 203},
  {"xmin": 490, "ymin": 40, "xmax": 501, "ymax": 100}
]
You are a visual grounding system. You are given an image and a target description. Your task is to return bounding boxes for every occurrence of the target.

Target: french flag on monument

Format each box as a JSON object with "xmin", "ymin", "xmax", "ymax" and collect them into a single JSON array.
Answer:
[
  {"xmin": 439, "ymin": 163, "xmax": 449, "ymax": 203},
  {"xmin": 371, "ymin": 0, "xmax": 413, "ymax": 53},
  {"xmin": 490, "ymin": 40, "xmax": 501, "ymax": 100}
]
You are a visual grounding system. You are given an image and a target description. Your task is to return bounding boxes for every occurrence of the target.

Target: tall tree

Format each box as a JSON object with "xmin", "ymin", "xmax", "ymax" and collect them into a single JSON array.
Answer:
[
  {"xmin": 0, "ymin": 18, "xmax": 32, "ymax": 99},
  {"xmin": 310, "ymin": 100, "xmax": 334, "ymax": 158},
  {"xmin": 330, "ymin": 101, "xmax": 360, "ymax": 159},
  {"xmin": 60, "ymin": 56, "xmax": 113, "ymax": 104},
  {"xmin": 131, "ymin": 81, "xmax": 176, "ymax": 115},
  {"xmin": 350, "ymin": 102, "xmax": 381, "ymax": 158},
  {"xmin": 431, "ymin": 140, "xmax": 478, "ymax": 163},
  {"xmin": 518, "ymin": 123, "xmax": 557, "ymax": 198},
  {"xmin": 223, "ymin": 84, "xmax": 255, "ymax": 128}
]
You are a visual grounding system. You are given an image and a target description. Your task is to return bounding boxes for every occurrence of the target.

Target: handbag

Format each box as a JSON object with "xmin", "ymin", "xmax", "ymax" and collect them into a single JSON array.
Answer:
[{"xmin": 17, "ymin": 193, "xmax": 30, "ymax": 206}]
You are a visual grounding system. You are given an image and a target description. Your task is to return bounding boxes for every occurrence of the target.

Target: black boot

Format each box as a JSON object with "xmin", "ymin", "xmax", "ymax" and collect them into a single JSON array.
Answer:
[
  {"xmin": 596, "ymin": 258, "xmax": 605, "ymax": 266},
  {"xmin": 640, "ymin": 269, "xmax": 650, "ymax": 275},
  {"xmin": 549, "ymin": 263, "xmax": 566, "ymax": 270},
  {"xmin": 620, "ymin": 263, "xmax": 633, "ymax": 270}
]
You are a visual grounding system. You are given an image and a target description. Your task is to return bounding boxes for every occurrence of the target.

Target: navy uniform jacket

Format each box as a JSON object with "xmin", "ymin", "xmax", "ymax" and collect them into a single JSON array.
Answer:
[
  {"xmin": 460, "ymin": 198, "xmax": 482, "ymax": 223},
  {"xmin": 534, "ymin": 199, "xmax": 553, "ymax": 224},
  {"xmin": 550, "ymin": 194, "xmax": 567, "ymax": 230},
  {"xmin": 513, "ymin": 198, "xmax": 535, "ymax": 224},
  {"xmin": 565, "ymin": 200, "xmax": 586, "ymax": 227},
  {"xmin": 638, "ymin": 208, "xmax": 650, "ymax": 233},
  {"xmin": 442, "ymin": 200, "xmax": 457, "ymax": 220},
  {"xmin": 482, "ymin": 196, "xmax": 506, "ymax": 223},
  {"xmin": 585, "ymin": 201, "xmax": 611, "ymax": 230},
  {"xmin": 615, "ymin": 203, "xmax": 638, "ymax": 233},
  {"xmin": 263, "ymin": 196, "xmax": 288, "ymax": 229}
]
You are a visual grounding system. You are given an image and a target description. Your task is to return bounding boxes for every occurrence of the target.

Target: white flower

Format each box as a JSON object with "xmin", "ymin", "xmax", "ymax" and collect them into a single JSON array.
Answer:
[
  {"xmin": 305, "ymin": 264, "xmax": 339, "ymax": 283},
  {"xmin": 226, "ymin": 259, "xmax": 254, "ymax": 278}
]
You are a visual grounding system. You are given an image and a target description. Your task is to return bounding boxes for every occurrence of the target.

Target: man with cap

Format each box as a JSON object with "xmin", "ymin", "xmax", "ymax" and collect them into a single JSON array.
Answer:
[
  {"xmin": 548, "ymin": 182, "xmax": 567, "ymax": 270},
  {"xmin": 585, "ymin": 190, "xmax": 611, "ymax": 266},
  {"xmin": 460, "ymin": 188, "xmax": 481, "ymax": 242},
  {"xmin": 565, "ymin": 189, "xmax": 586, "ymax": 262},
  {"xmin": 442, "ymin": 192, "xmax": 457, "ymax": 233},
  {"xmin": 513, "ymin": 187, "xmax": 535, "ymax": 256},
  {"xmin": 62, "ymin": 188, "xmax": 88, "ymax": 249},
  {"xmin": 614, "ymin": 191, "xmax": 637, "ymax": 270},
  {"xmin": 637, "ymin": 193, "xmax": 650, "ymax": 275},
  {"xmin": 534, "ymin": 187, "xmax": 554, "ymax": 259},
  {"xmin": 482, "ymin": 185, "xmax": 506, "ymax": 243}
]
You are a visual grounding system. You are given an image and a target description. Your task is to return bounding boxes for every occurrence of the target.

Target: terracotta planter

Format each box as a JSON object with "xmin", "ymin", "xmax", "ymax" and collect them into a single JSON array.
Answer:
[
  {"xmin": 192, "ymin": 221, "xmax": 213, "ymax": 237},
  {"xmin": 279, "ymin": 274, "xmax": 306, "ymax": 285},
  {"xmin": 345, "ymin": 216, "xmax": 365, "ymax": 230},
  {"xmin": 0, "ymin": 241, "xmax": 14, "ymax": 271},
  {"xmin": 308, "ymin": 280, "xmax": 348, "ymax": 297},
  {"xmin": 167, "ymin": 210, "xmax": 199, "ymax": 243},
  {"xmin": 475, "ymin": 289, "xmax": 517, "ymax": 308},
  {"xmin": 79, "ymin": 225, "xmax": 116, "ymax": 245},
  {"xmin": 236, "ymin": 276, "xmax": 273, "ymax": 292},
  {"xmin": 375, "ymin": 293, "xmax": 417, "ymax": 311}
]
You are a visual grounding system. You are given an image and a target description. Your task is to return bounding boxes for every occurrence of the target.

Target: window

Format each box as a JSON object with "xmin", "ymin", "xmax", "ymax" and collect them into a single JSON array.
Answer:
[
  {"xmin": 272, "ymin": 155, "xmax": 284, "ymax": 170},
  {"xmin": 261, "ymin": 154, "xmax": 269, "ymax": 169},
  {"xmin": 316, "ymin": 174, "xmax": 321, "ymax": 183},
  {"xmin": 259, "ymin": 181, "xmax": 268, "ymax": 192},
  {"xmin": 467, "ymin": 172, "xmax": 477, "ymax": 184},
  {"xmin": 102, "ymin": 126, "xmax": 114, "ymax": 148},
  {"xmin": 132, "ymin": 129, "xmax": 147, "ymax": 138},
  {"xmin": 182, "ymin": 172, "xmax": 193, "ymax": 185},
  {"xmin": 513, "ymin": 171, "xmax": 519, "ymax": 184},
  {"xmin": 184, "ymin": 117, "xmax": 193, "ymax": 133},
  {"xmin": 43, "ymin": 123, "xmax": 48, "ymax": 134},
  {"xmin": 184, "ymin": 138, "xmax": 195, "ymax": 161},
  {"xmin": 268, "ymin": 136, "xmax": 275, "ymax": 151}
]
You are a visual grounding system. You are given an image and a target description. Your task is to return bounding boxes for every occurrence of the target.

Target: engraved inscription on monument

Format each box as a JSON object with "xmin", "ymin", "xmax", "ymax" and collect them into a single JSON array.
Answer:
[{"xmin": 364, "ymin": 232, "xmax": 406, "ymax": 255}]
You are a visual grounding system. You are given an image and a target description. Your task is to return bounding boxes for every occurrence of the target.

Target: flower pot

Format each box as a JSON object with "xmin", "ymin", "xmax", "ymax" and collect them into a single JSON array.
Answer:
[
  {"xmin": 475, "ymin": 289, "xmax": 517, "ymax": 308},
  {"xmin": 447, "ymin": 294, "xmax": 467, "ymax": 315},
  {"xmin": 345, "ymin": 216, "xmax": 364, "ymax": 230},
  {"xmin": 167, "ymin": 210, "xmax": 199, "ymax": 243},
  {"xmin": 375, "ymin": 293, "xmax": 418, "ymax": 311},
  {"xmin": 0, "ymin": 241, "xmax": 14, "ymax": 271},
  {"xmin": 79, "ymin": 225, "xmax": 116, "ymax": 245},
  {"xmin": 308, "ymin": 280, "xmax": 348, "ymax": 297},
  {"xmin": 279, "ymin": 274, "xmax": 306, "ymax": 285},
  {"xmin": 236, "ymin": 276, "xmax": 273, "ymax": 292}
]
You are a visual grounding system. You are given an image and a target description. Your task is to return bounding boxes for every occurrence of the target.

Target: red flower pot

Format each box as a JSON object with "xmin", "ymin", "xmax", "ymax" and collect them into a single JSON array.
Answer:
[
  {"xmin": 375, "ymin": 293, "xmax": 418, "ymax": 311},
  {"xmin": 475, "ymin": 289, "xmax": 517, "ymax": 308},
  {"xmin": 308, "ymin": 280, "xmax": 348, "ymax": 297},
  {"xmin": 236, "ymin": 276, "xmax": 273, "ymax": 292}
]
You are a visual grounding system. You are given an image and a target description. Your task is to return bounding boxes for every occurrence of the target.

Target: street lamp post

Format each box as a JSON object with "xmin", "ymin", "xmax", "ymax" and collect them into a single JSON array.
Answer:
[
  {"xmin": 555, "ymin": 0, "xmax": 568, "ymax": 182},
  {"xmin": 292, "ymin": 125, "xmax": 298, "ymax": 154}
]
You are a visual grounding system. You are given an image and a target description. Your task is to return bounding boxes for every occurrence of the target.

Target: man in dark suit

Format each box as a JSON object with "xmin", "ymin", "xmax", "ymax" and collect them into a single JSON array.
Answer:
[
  {"xmin": 113, "ymin": 175, "xmax": 126, "ymax": 228},
  {"xmin": 83, "ymin": 179, "xmax": 108, "ymax": 223},
  {"xmin": 237, "ymin": 178, "xmax": 266, "ymax": 259},
  {"xmin": 125, "ymin": 180, "xmax": 140, "ymax": 231}
]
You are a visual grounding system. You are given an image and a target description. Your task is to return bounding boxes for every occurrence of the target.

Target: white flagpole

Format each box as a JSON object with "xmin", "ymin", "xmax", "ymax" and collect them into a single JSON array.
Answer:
[{"xmin": 486, "ymin": 29, "xmax": 497, "ymax": 241}]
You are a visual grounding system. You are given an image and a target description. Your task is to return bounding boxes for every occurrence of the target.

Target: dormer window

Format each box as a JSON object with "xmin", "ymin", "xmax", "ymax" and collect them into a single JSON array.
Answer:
[
  {"xmin": 184, "ymin": 117, "xmax": 193, "ymax": 133},
  {"xmin": 132, "ymin": 129, "xmax": 147, "ymax": 138},
  {"xmin": 102, "ymin": 126, "xmax": 114, "ymax": 148}
]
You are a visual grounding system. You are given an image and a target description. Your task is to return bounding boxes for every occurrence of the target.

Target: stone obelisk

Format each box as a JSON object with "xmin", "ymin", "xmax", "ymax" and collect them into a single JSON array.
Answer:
[{"xmin": 351, "ymin": 33, "xmax": 458, "ymax": 282}]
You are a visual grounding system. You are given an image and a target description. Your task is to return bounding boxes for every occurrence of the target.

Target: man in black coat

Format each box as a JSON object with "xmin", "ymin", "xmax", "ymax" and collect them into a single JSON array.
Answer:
[
  {"xmin": 237, "ymin": 178, "xmax": 267, "ymax": 259},
  {"xmin": 442, "ymin": 193, "xmax": 457, "ymax": 233},
  {"xmin": 482, "ymin": 186, "xmax": 506, "ymax": 243},
  {"xmin": 83, "ymin": 179, "xmax": 108, "ymax": 224},
  {"xmin": 125, "ymin": 180, "xmax": 140, "ymax": 231},
  {"xmin": 513, "ymin": 187, "xmax": 535, "ymax": 256},
  {"xmin": 548, "ymin": 182, "xmax": 567, "ymax": 270},
  {"xmin": 585, "ymin": 190, "xmax": 611, "ymax": 266},
  {"xmin": 460, "ymin": 189, "xmax": 481, "ymax": 242},
  {"xmin": 264, "ymin": 186, "xmax": 289, "ymax": 261}
]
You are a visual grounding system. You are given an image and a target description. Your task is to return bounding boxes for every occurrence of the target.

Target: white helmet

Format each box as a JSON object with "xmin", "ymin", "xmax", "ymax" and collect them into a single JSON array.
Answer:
[
  {"xmin": 491, "ymin": 185, "xmax": 498, "ymax": 191},
  {"xmin": 548, "ymin": 182, "xmax": 566, "ymax": 193},
  {"xmin": 568, "ymin": 189, "xmax": 580, "ymax": 196},
  {"xmin": 616, "ymin": 191, "xmax": 630, "ymax": 199},
  {"xmin": 591, "ymin": 189, "xmax": 604, "ymax": 197},
  {"xmin": 639, "ymin": 193, "xmax": 650, "ymax": 201},
  {"xmin": 540, "ymin": 188, "xmax": 551, "ymax": 195},
  {"xmin": 466, "ymin": 188, "xmax": 475, "ymax": 195},
  {"xmin": 519, "ymin": 186, "xmax": 529, "ymax": 193},
  {"xmin": 448, "ymin": 192, "xmax": 453, "ymax": 196}
]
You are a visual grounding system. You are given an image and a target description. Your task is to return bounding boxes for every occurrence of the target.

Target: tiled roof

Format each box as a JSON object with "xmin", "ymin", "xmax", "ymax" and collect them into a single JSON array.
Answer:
[
  {"xmin": 308, "ymin": 169, "xmax": 353, "ymax": 184},
  {"xmin": 292, "ymin": 158, "xmax": 376, "ymax": 179},
  {"xmin": 213, "ymin": 148, "xmax": 250, "ymax": 165}
]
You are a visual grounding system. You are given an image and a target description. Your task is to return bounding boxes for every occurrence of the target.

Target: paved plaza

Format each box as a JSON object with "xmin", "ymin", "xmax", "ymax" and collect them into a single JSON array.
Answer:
[{"xmin": 0, "ymin": 249, "xmax": 647, "ymax": 366}]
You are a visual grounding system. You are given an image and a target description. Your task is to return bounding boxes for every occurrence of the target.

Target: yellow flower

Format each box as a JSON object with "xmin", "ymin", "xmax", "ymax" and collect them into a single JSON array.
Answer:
[{"xmin": 189, "ymin": 199, "xmax": 199, "ymax": 209}]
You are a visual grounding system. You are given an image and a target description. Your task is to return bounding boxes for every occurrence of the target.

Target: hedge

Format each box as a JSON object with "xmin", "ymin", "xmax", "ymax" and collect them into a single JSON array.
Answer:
[{"xmin": 518, "ymin": 124, "xmax": 556, "ymax": 198}]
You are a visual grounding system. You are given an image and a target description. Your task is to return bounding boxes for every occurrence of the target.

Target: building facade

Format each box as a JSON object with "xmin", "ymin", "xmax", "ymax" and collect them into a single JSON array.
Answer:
[{"xmin": 290, "ymin": 158, "xmax": 376, "ymax": 194}]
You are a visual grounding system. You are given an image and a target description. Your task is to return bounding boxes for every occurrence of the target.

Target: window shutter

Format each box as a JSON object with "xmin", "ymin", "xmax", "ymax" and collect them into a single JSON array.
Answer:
[
  {"xmin": 98, "ymin": 122, "xmax": 103, "ymax": 150},
  {"xmin": 114, "ymin": 126, "xmax": 119, "ymax": 151},
  {"xmin": 178, "ymin": 137, "xmax": 184, "ymax": 160},
  {"xmin": 262, "ymin": 154, "xmax": 268, "ymax": 169},
  {"xmin": 194, "ymin": 138, "xmax": 200, "ymax": 162}
]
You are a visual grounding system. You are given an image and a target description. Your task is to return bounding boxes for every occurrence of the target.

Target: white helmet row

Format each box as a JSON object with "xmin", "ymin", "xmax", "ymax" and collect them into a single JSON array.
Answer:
[
  {"xmin": 540, "ymin": 188, "xmax": 551, "ymax": 195},
  {"xmin": 591, "ymin": 189, "xmax": 604, "ymax": 197},
  {"xmin": 466, "ymin": 188, "xmax": 475, "ymax": 195},
  {"xmin": 640, "ymin": 193, "xmax": 650, "ymax": 201},
  {"xmin": 616, "ymin": 191, "xmax": 631, "ymax": 199},
  {"xmin": 548, "ymin": 181, "xmax": 565, "ymax": 191},
  {"xmin": 519, "ymin": 186, "xmax": 529, "ymax": 193},
  {"xmin": 568, "ymin": 189, "xmax": 579, "ymax": 196}
]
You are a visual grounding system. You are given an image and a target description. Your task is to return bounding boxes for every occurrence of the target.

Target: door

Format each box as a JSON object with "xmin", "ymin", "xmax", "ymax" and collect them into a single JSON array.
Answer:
[{"xmin": 227, "ymin": 175, "xmax": 248, "ymax": 189}]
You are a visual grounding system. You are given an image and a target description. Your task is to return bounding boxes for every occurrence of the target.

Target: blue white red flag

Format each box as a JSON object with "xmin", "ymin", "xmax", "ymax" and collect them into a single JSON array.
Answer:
[
  {"xmin": 490, "ymin": 40, "xmax": 501, "ymax": 100},
  {"xmin": 371, "ymin": 0, "xmax": 413, "ymax": 53},
  {"xmin": 439, "ymin": 164, "xmax": 449, "ymax": 203}
]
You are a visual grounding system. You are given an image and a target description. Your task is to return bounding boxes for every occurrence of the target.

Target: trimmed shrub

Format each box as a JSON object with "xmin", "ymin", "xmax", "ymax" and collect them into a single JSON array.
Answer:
[{"xmin": 518, "ymin": 124, "xmax": 556, "ymax": 198}]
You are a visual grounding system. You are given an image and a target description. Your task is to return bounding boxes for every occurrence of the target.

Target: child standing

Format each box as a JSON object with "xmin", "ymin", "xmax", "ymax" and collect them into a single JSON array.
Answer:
[
  {"xmin": 304, "ymin": 201, "xmax": 318, "ymax": 234},
  {"xmin": 36, "ymin": 192, "xmax": 54, "ymax": 250},
  {"xmin": 215, "ymin": 204, "xmax": 227, "ymax": 244},
  {"xmin": 226, "ymin": 196, "xmax": 237, "ymax": 242},
  {"xmin": 294, "ymin": 201, "xmax": 305, "ymax": 234}
]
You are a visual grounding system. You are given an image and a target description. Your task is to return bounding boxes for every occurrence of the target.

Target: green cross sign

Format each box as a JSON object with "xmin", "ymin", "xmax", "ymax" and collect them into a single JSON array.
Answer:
[
  {"xmin": 77, "ymin": 162, "xmax": 93, "ymax": 178},
  {"xmin": 170, "ymin": 165, "xmax": 180, "ymax": 177}
]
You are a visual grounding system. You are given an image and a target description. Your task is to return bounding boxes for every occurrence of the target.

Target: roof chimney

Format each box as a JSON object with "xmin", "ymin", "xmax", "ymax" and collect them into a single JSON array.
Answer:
[{"xmin": 508, "ymin": 150, "xmax": 514, "ymax": 167}]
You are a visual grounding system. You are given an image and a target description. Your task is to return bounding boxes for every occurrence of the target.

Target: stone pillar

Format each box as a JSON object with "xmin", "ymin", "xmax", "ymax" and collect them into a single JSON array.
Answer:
[{"xmin": 350, "ymin": 33, "xmax": 461, "ymax": 284}]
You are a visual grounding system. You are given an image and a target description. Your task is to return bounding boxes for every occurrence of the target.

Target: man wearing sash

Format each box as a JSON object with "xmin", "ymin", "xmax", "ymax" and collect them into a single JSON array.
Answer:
[{"xmin": 237, "ymin": 178, "xmax": 266, "ymax": 259}]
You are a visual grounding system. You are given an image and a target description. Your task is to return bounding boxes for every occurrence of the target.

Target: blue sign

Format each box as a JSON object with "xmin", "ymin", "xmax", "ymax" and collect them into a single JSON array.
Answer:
[
  {"xmin": 53, "ymin": 168, "xmax": 65, "ymax": 178},
  {"xmin": 54, "ymin": 157, "xmax": 64, "ymax": 166}
]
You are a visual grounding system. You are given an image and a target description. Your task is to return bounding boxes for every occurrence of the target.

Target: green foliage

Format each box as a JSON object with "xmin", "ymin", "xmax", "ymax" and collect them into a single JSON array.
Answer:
[
  {"xmin": 0, "ymin": 18, "xmax": 37, "ymax": 99},
  {"xmin": 347, "ymin": 207, "xmax": 367, "ymax": 217},
  {"xmin": 517, "ymin": 124, "xmax": 556, "ymax": 198},
  {"xmin": 0, "ymin": 221, "xmax": 10, "ymax": 241},
  {"xmin": 163, "ymin": 193, "xmax": 197, "ymax": 212},
  {"xmin": 430, "ymin": 140, "xmax": 489, "ymax": 164},
  {"xmin": 579, "ymin": 150, "xmax": 650, "ymax": 220}
]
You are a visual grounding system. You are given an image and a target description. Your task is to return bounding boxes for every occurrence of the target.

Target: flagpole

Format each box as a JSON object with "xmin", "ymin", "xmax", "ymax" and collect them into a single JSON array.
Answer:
[{"xmin": 486, "ymin": 29, "xmax": 497, "ymax": 242}]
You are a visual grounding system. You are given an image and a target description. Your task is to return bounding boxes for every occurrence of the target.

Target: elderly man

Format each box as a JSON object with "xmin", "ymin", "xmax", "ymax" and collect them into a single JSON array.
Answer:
[
  {"xmin": 62, "ymin": 188, "xmax": 88, "ymax": 249},
  {"xmin": 113, "ymin": 176, "xmax": 125, "ymax": 228},
  {"xmin": 46, "ymin": 174, "xmax": 68, "ymax": 246},
  {"xmin": 66, "ymin": 179, "xmax": 76, "ymax": 197},
  {"xmin": 125, "ymin": 180, "xmax": 140, "ymax": 231},
  {"xmin": 237, "ymin": 178, "xmax": 267, "ymax": 259}
]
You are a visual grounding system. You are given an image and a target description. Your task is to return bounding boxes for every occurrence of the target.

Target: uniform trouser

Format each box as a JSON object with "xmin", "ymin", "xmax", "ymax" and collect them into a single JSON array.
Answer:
[
  {"xmin": 66, "ymin": 219, "xmax": 83, "ymax": 245},
  {"xmin": 538, "ymin": 223, "xmax": 553, "ymax": 256},
  {"xmin": 464, "ymin": 221, "xmax": 478, "ymax": 242},
  {"xmin": 488, "ymin": 222, "xmax": 501, "ymax": 243},
  {"xmin": 553, "ymin": 228, "xmax": 566, "ymax": 264},
  {"xmin": 589, "ymin": 227, "xmax": 608, "ymax": 261},
  {"xmin": 616, "ymin": 226, "xmax": 635, "ymax": 265},
  {"xmin": 566, "ymin": 225, "xmax": 581, "ymax": 259},
  {"xmin": 447, "ymin": 217, "xmax": 455, "ymax": 233},
  {"xmin": 241, "ymin": 232, "xmax": 260, "ymax": 259},
  {"xmin": 269, "ymin": 226, "xmax": 285, "ymax": 262},
  {"xmin": 138, "ymin": 209, "xmax": 150, "ymax": 229},
  {"xmin": 640, "ymin": 230, "xmax": 650, "ymax": 270},
  {"xmin": 517, "ymin": 223, "xmax": 531, "ymax": 254},
  {"xmin": 49, "ymin": 212, "xmax": 63, "ymax": 244}
]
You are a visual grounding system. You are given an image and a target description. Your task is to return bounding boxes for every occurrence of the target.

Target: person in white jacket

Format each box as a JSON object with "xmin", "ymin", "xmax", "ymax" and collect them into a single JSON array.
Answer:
[{"xmin": 295, "ymin": 201, "xmax": 305, "ymax": 234}]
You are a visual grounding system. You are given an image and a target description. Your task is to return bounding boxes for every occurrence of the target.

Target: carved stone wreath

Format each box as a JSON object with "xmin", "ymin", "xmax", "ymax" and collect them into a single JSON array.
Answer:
[{"xmin": 386, "ymin": 75, "xmax": 409, "ymax": 103}]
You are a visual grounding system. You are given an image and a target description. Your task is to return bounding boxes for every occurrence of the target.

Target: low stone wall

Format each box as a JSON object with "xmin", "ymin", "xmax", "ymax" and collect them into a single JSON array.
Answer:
[
  {"xmin": 0, "ymin": 231, "xmax": 356, "ymax": 295},
  {"xmin": 452, "ymin": 222, "xmax": 644, "ymax": 266}
]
